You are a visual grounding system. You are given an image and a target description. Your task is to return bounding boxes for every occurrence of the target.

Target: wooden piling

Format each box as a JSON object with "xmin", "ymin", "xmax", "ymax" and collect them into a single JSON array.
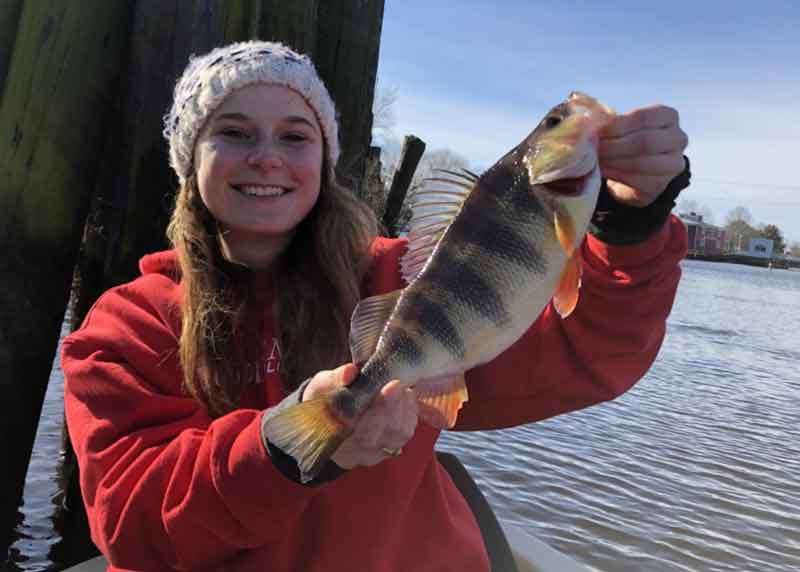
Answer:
[
  {"xmin": 0, "ymin": 0, "xmax": 135, "ymax": 557},
  {"xmin": 383, "ymin": 135, "xmax": 426, "ymax": 236},
  {"xmin": 315, "ymin": 0, "xmax": 385, "ymax": 193},
  {"xmin": 0, "ymin": 0, "xmax": 23, "ymax": 99}
]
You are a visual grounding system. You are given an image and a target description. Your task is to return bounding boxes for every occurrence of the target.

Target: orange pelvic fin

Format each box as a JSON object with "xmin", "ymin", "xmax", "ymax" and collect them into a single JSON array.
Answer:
[
  {"xmin": 553, "ymin": 250, "xmax": 583, "ymax": 318},
  {"xmin": 414, "ymin": 374, "xmax": 469, "ymax": 429},
  {"xmin": 262, "ymin": 395, "xmax": 350, "ymax": 483}
]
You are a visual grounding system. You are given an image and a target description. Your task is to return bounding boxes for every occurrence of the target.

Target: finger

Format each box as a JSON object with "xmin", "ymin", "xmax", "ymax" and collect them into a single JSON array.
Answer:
[
  {"xmin": 604, "ymin": 175, "xmax": 671, "ymax": 207},
  {"xmin": 601, "ymin": 152, "xmax": 685, "ymax": 178},
  {"xmin": 601, "ymin": 105, "xmax": 679, "ymax": 138},
  {"xmin": 377, "ymin": 381, "xmax": 411, "ymax": 434},
  {"xmin": 379, "ymin": 379, "xmax": 405, "ymax": 403},
  {"xmin": 304, "ymin": 363, "xmax": 359, "ymax": 401},
  {"xmin": 600, "ymin": 126, "xmax": 688, "ymax": 159},
  {"xmin": 338, "ymin": 363, "xmax": 360, "ymax": 387},
  {"xmin": 376, "ymin": 385, "xmax": 417, "ymax": 450},
  {"xmin": 348, "ymin": 404, "xmax": 386, "ymax": 449},
  {"xmin": 385, "ymin": 388, "xmax": 418, "ymax": 444}
]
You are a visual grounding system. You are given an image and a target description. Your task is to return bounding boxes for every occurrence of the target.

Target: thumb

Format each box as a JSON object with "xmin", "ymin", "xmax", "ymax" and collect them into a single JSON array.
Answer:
[
  {"xmin": 337, "ymin": 363, "xmax": 360, "ymax": 387},
  {"xmin": 304, "ymin": 363, "xmax": 358, "ymax": 401},
  {"xmin": 606, "ymin": 178, "xmax": 648, "ymax": 206}
]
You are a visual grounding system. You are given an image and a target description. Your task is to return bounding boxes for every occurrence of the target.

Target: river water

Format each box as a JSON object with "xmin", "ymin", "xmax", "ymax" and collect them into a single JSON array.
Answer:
[{"xmin": 6, "ymin": 260, "xmax": 800, "ymax": 571}]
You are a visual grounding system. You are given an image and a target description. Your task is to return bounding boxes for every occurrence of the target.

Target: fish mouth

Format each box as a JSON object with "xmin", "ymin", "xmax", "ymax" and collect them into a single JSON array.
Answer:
[
  {"xmin": 540, "ymin": 173, "xmax": 592, "ymax": 197},
  {"xmin": 532, "ymin": 151, "xmax": 597, "ymax": 196}
]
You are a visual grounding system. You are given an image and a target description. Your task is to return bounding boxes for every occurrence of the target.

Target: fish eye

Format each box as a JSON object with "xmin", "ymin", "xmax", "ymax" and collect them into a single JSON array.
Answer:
[{"xmin": 543, "ymin": 115, "xmax": 562, "ymax": 129}]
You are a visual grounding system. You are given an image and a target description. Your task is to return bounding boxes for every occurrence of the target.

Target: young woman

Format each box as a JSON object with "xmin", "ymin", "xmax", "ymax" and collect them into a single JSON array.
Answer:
[{"xmin": 62, "ymin": 41, "xmax": 690, "ymax": 571}]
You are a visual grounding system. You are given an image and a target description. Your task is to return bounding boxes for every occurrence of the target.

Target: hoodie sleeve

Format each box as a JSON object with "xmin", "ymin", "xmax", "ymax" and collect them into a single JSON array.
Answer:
[
  {"xmin": 61, "ymin": 276, "xmax": 319, "ymax": 570},
  {"xmin": 454, "ymin": 214, "xmax": 688, "ymax": 430}
]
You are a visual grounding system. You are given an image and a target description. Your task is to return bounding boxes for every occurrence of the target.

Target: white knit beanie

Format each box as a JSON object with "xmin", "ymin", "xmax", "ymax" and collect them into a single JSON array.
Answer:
[{"xmin": 163, "ymin": 41, "xmax": 339, "ymax": 185}]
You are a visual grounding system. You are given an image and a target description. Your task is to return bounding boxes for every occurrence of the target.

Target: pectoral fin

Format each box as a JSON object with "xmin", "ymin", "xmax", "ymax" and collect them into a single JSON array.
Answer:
[
  {"xmin": 553, "ymin": 251, "xmax": 583, "ymax": 318},
  {"xmin": 554, "ymin": 209, "xmax": 577, "ymax": 256},
  {"xmin": 414, "ymin": 374, "xmax": 469, "ymax": 429}
]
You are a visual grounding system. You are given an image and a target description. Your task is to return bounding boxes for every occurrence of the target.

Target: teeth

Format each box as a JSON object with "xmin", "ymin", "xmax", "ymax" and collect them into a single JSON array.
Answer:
[{"xmin": 237, "ymin": 185, "xmax": 286, "ymax": 197}]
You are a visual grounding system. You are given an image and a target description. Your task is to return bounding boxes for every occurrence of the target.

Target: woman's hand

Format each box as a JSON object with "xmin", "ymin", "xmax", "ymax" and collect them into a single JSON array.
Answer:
[
  {"xmin": 303, "ymin": 363, "xmax": 418, "ymax": 469},
  {"xmin": 599, "ymin": 105, "xmax": 689, "ymax": 206}
]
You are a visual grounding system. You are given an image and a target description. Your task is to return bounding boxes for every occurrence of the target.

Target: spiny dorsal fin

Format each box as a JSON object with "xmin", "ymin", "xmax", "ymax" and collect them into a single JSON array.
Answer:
[
  {"xmin": 349, "ymin": 290, "xmax": 402, "ymax": 365},
  {"xmin": 400, "ymin": 169, "xmax": 478, "ymax": 284},
  {"xmin": 553, "ymin": 251, "xmax": 583, "ymax": 318},
  {"xmin": 414, "ymin": 373, "xmax": 469, "ymax": 429}
]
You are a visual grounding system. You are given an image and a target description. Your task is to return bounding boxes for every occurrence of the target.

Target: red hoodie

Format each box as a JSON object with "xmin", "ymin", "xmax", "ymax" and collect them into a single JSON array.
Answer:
[{"xmin": 62, "ymin": 216, "xmax": 686, "ymax": 571}]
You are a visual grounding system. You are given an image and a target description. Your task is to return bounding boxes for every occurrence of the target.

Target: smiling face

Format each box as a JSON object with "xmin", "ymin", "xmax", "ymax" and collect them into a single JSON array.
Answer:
[{"xmin": 193, "ymin": 84, "xmax": 324, "ymax": 267}]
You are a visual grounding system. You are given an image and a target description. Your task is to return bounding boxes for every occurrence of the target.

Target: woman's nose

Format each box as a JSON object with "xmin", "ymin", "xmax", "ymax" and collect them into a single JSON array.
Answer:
[{"xmin": 247, "ymin": 140, "xmax": 283, "ymax": 169}]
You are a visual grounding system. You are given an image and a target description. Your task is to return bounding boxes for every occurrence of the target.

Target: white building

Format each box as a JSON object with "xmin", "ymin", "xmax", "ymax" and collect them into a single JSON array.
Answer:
[{"xmin": 748, "ymin": 238, "xmax": 774, "ymax": 258}]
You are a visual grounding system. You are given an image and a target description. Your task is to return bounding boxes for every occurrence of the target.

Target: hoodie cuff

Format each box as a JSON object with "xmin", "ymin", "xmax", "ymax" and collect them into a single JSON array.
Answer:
[
  {"xmin": 261, "ymin": 378, "xmax": 348, "ymax": 486},
  {"xmin": 590, "ymin": 156, "xmax": 691, "ymax": 245}
]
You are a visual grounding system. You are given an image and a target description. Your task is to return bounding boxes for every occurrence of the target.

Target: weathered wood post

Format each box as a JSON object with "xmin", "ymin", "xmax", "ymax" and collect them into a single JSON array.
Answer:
[
  {"xmin": 55, "ymin": 1, "xmax": 386, "ymax": 565},
  {"xmin": 383, "ymin": 135, "xmax": 426, "ymax": 236},
  {"xmin": 314, "ymin": 0, "xmax": 385, "ymax": 193},
  {"xmin": 0, "ymin": 1, "xmax": 135, "ymax": 557},
  {"xmin": 0, "ymin": 0, "xmax": 24, "ymax": 97},
  {"xmin": 254, "ymin": 0, "xmax": 385, "ymax": 192}
]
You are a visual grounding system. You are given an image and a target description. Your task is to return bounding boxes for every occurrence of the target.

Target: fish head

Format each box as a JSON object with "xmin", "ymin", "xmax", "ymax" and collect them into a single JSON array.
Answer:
[{"xmin": 522, "ymin": 91, "xmax": 615, "ymax": 196}]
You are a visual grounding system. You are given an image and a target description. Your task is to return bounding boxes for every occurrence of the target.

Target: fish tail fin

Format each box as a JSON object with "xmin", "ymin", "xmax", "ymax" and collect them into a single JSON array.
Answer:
[{"xmin": 263, "ymin": 394, "xmax": 351, "ymax": 482}]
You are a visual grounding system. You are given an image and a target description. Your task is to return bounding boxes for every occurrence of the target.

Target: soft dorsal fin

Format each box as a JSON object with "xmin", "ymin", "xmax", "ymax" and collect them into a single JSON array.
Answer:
[
  {"xmin": 349, "ymin": 290, "xmax": 402, "ymax": 365},
  {"xmin": 414, "ymin": 373, "xmax": 469, "ymax": 429},
  {"xmin": 400, "ymin": 169, "xmax": 478, "ymax": 284}
]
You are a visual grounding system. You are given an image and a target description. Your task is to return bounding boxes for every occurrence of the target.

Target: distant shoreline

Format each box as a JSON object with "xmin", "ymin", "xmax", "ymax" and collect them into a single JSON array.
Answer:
[{"xmin": 686, "ymin": 252, "xmax": 800, "ymax": 270}]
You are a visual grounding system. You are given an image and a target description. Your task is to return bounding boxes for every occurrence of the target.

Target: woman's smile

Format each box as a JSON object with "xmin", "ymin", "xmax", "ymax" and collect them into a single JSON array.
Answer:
[
  {"xmin": 192, "ymin": 83, "xmax": 324, "ymax": 268},
  {"xmin": 230, "ymin": 183, "xmax": 290, "ymax": 198}
]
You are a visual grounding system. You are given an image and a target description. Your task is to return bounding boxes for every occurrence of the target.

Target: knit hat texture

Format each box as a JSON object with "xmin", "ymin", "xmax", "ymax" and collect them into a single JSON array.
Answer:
[{"xmin": 163, "ymin": 41, "xmax": 339, "ymax": 185}]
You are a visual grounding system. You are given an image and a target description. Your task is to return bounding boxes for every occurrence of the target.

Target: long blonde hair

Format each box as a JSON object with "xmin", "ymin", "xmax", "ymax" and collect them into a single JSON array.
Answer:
[{"xmin": 167, "ymin": 160, "xmax": 378, "ymax": 417}]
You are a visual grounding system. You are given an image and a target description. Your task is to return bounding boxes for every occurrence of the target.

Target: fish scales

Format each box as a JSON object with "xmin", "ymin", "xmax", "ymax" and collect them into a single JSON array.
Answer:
[{"xmin": 391, "ymin": 290, "xmax": 466, "ymax": 360}]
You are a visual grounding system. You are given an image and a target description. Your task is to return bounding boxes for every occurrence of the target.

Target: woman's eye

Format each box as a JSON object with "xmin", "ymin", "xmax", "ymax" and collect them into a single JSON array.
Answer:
[
  {"xmin": 220, "ymin": 128, "xmax": 248, "ymax": 139},
  {"xmin": 283, "ymin": 132, "xmax": 308, "ymax": 143}
]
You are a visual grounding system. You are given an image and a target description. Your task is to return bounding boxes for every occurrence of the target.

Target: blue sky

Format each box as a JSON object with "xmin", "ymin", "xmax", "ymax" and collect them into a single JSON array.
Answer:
[{"xmin": 376, "ymin": 1, "xmax": 800, "ymax": 244}]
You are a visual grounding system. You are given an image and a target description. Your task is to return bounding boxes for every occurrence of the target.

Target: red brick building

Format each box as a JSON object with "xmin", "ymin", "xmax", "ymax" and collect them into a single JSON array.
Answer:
[{"xmin": 679, "ymin": 213, "xmax": 727, "ymax": 254}]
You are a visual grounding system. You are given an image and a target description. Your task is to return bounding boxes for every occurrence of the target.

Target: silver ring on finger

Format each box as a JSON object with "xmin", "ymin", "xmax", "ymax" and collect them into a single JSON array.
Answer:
[{"xmin": 381, "ymin": 447, "xmax": 403, "ymax": 458}]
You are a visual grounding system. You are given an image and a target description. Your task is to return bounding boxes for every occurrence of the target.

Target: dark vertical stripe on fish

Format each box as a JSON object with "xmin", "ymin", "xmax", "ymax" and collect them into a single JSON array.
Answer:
[
  {"xmin": 382, "ymin": 325, "xmax": 426, "ymax": 366},
  {"xmin": 399, "ymin": 290, "xmax": 465, "ymax": 360},
  {"xmin": 476, "ymin": 152, "xmax": 549, "ymax": 216},
  {"xmin": 424, "ymin": 247, "xmax": 511, "ymax": 327},
  {"xmin": 447, "ymin": 192, "xmax": 547, "ymax": 275}
]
